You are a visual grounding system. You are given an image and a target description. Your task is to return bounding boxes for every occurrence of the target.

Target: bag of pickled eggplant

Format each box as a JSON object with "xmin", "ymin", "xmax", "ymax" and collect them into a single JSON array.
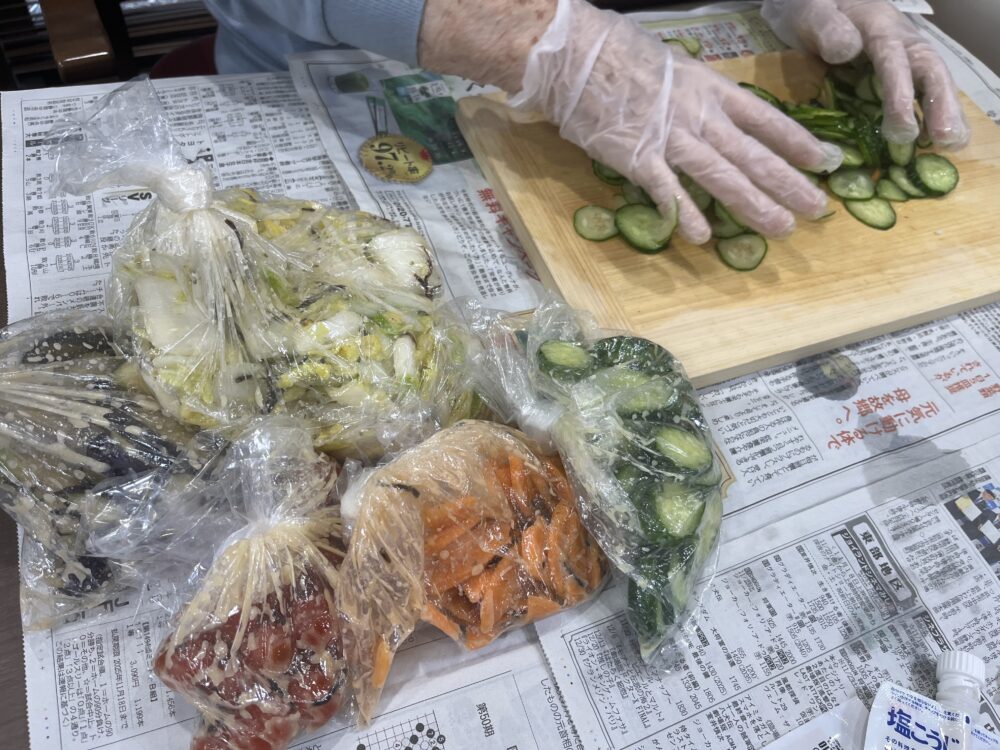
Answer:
[
  {"xmin": 149, "ymin": 419, "xmax": 355, "ymax": 750},
  {"xmin": 50, "ymin": 78, "xmax": 477, "ymax": 461},
  {"xmin": 469, "ymin": 299, "xmax": 726, "ymax": 667},
  {"xmin": 337, "ymin": 419, "xmax": 609, "ymax": 722},
  {"xmin": 0, "ymin": 312, "xmax": 221, "ymax": 628}
]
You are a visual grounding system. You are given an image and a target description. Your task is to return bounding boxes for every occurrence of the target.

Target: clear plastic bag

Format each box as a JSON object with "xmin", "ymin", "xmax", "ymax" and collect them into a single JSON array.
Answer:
[
  {"xmin": 0, "ymin": 311, "xmax": 221, "ymax": 628},
  {"xmin": 152, "ymin": 419, "xmax": 350, "ymax": 750},
  {"xmin": 469, "ymin": 298, "xmax": 725, "ymax": 666},
  {"xmin": 338, "ymin": 419, "xmax": 609, "ymax": 721},
  {"xmin": 50, "ymin": 79, "xmax": 478, "ymax": 460}
]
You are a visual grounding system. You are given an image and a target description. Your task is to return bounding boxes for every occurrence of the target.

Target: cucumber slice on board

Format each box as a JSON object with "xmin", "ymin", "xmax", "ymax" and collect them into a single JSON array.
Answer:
[
  {"xmin": 875, "ymin": 178, "xmax": 909, "ymax": 202},
  {"xmin": 717, "ymin": 233, "xmax": 768, "ymax": 271},
  {"xmin": 622, "ymin": 181, "xmax": 654, "ymax": 207},
  {"xmin": 828, "ymin": 168, "xmax": 876, "ymax": 200},
  {"xmin": 844, "ymin": 198, "xmax": 896, "ymax": 230},
  {"xmin": 593, "ymin": 160, "xmax": 625, "ymax": 186},
  {"xmin": 907, "ymin": 153, "xmax": 959, "ymax": 196},
  {"xmin": 573, "ymin": 205, "xmax": 618, "ymax": 241},
  {"xmin": 679, "ymin": 173, "xmax": 712, "ymax": 211},
  {"xmin": 710, "ymin": 201, "xmax": 745, "ymax": 239},
  {"xmin": 615, "ymin": 203, "xmax": 677, "ymax": 253},
  {"xmin": 837, "ymin": 144, "xmax": 865, "ymax": 168},
  {"xmin": 888, "ymin": 165, "xmax": 927, "ymax": 198},
  {"xmin": 887, "ymin": 139, "xmax": 915, "ymax": 167}
]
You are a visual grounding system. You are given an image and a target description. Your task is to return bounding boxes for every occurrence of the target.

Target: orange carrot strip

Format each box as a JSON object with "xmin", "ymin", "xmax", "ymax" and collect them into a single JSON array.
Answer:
[
  {"xmin": 371, "ymin": 636, "xmax": 393, "ymax": 689},
  {"xmin": 543, "ymin": 457, "xmax": 575, "ymax": 506},
  {"xmin": 427, "ymin": 539, "xmax": 495, "ymax": 592},
  {"xmin": 507, "ymin": 454, "xmax": 534, "ymax": 521},
  {"xmin": 421, "ymin": 496, "xmax": 481, "ymax": 534},
  {"xmin": 422, "ymin": 602, "xmax": 462, "ymax": 642},
  {"xmin": 525, "ymin": 595, "xmax": 563, "ymax": 623},
  {"xmin": 519, "ymin": 522, "xmax": 547, "ymax": 584},
  {"xmin": 544, "ymin": 505, "xmax": 570, "ymax": 600},
  {"xmin": 479, "ymin": 587, "xmax": 496, "ymax": 635},
  {"xmin": 463, "ymin": 626, "xmax": 495, "ymax": 650},
  {"xmin": 425, "ymin": 523, "xmax": 471, "ymax": 555}
]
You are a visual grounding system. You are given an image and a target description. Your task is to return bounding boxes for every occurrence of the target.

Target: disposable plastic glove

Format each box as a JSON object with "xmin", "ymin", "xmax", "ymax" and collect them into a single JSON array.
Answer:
[
  {"xmin": 508, "ymin": 0, "xmax": 843, "ymax": 243},
  {"xmin": 762, "ymin": 0, "xmax": 970, "ymax": 148}
]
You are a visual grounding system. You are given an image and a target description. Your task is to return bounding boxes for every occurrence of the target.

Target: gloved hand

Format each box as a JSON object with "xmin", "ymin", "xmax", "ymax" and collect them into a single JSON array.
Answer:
[
  {"xmin": 508, "ymin": 0, "xmax": 843, "ymax": 243},
  {"xmin": 762, "ymin": 0, "xmax": 970, "ymax": 149}
]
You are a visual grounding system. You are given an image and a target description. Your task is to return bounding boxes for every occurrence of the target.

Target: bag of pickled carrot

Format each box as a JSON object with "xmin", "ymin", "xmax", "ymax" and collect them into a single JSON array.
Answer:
[
  {"xmin": 151, "ymin": 420, "xmax": 350, "ymax": 750},
  {"xmin": 337, "ymin": 419, "xmax": 609, "ymax": 722}
]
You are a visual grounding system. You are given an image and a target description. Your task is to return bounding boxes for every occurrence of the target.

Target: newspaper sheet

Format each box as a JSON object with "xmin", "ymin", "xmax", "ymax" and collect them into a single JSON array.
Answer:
[
  {"xmin": 0, "ymin": 73, "xmax": 356, "ymax": 325},
  {"xmin": 288, "ymin": 50, "xmax": 542, "ymax": 313},
  {"xmin": 24, "ymin": 599, "xmax": 580, "ymax": 750},
  {"xmin": 1, "ymin": 6, "xmax": 999, "ymax": 750}
]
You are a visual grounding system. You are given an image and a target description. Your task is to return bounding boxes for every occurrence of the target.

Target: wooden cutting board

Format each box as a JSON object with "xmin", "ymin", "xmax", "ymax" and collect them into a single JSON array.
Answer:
[{"xmin": 456, "ymin": 51, "xmax": 1000, "ymax": 387}]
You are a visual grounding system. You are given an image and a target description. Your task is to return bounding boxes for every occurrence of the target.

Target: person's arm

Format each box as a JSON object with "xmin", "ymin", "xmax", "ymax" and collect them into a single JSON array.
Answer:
[
  {"xmin": 418, "ymin": 0, "xmax": 555, "ymax": 92},
  {"xmin": 419, "ymin": 0, "xmax": 841, "ymax": 242}
]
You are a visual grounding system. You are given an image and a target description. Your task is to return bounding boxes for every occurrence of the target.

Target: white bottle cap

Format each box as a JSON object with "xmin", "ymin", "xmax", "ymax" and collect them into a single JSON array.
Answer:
[
  {"xmin": 937, "ymin": 650, "xmax": 987, "ymax": 721},
  {"xmin": 937, "ymin": 650, "xmax": 987, "ymax": 688}
]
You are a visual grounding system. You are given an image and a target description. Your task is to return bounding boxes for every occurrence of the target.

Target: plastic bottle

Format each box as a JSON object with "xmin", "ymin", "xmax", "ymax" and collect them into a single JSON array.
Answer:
[{"xmin": 938, "ymin": 650, "xmax": 988, "ymax": 721}]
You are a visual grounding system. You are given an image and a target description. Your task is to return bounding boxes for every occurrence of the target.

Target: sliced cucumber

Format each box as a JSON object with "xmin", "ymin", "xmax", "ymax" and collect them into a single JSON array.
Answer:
[
  {"xmin": 573, "ymin": 205, "xmax": 618, "ymax": 241},
  {"xmin": 663, "ymin": 37, "xmax": 702, "ymax": 58},
  {"xmin": 716, "ymin": 233, "xmax": 767, "ymax": 272},
  {"xmin": 875, "ymin": 178, "xmax": 909, "ymax": 202},
  {"xmin": 828, "ymin": 168, "xmax": 876, "ymax": 200},
  {"xmin": 855, "ymin": 73, "xmax": 877, "ymax": 103},
  {"xmin": 888, "ymin": 165, "xmax": 927, "ymax": 198},
  {"xmin": 537, "ymin": 340, "xmax": 595, "ymax": 382},
  {"xmin": 907, "ymin": 153, "xmax": 959, "ymax": 196},
  {"xmin": 710, "ymin": 201, "xmax": 745, "ymax": 239},
  {"xmin": 615, "ymin": 203, "xmax": 677, "ymax": 254},
  {"xmin": 650, "ymin": 482, "xmax": 706, "ymax": 538},
  {"xmin": 628, "ymin": 579, "xmax": 673, "ymax": 662},
  {"xmin": 887, "ymin": 139, "xmax": 915, "ymax": 167},
  {"xmin": 679, "ymin": 173, "xmax": 712, "ymax": 212},
  {"xmin": 738, "ymin": 82, "xmax": 785, "ymax": 111},
  {"xmin": 590, "ymin": 336, "xmax": 675, "ymax": 375},
  {"xmin": 653, "ymin": 425, "xmax": 713, "ymax": 473},
  {"xmin": 844, "ymin": 198, "xmax": 896, "ymax": 230},
  {"xmin": 609, "ymin": 375, "xmax": 680, "ymax": 419},
  {"xmin": 837, "ymin": 144, "xmax": 865, "ymax": 168},
  {"xmin": 622, "ymin": 181, "xmax": 654, "ymax": 207},
  {"xmin": 916, "ymin": 129, "xmax": 933, "ymax": 149},
  {"xmin": 872, "ymin": 74, "xmax": 884, "ymax": 102},
  {"xmin": 593, "ymin": 160, "xmax": 625, "ymax": 186}
]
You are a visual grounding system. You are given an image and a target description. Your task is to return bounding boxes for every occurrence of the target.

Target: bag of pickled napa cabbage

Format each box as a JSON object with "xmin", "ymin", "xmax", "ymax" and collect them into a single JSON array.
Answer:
[
  {"xmin": 0, "ymin": 312, "xmax": 220, "ymax": 628},
  {"xmin": 470, "ymin": 298, "xmax": 727, "ymax": 668},
  {"xmin": 50, "ymin": 78, "xmax": 477, "ymax": 460},
  {"xmin": 153, "ymin": 419, "xmax": 350, "ymax": 750},
  {"xmin": 338, "ymin": 419, "xmax": 608, "ymax": 722}
]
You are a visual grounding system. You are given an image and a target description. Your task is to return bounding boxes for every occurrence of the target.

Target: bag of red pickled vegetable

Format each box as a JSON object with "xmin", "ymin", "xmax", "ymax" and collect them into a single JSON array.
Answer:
[
  {"xmin": 337, "ymin": 419, "xmax": 609, "ymax": 721},
  {"xmin": 152, "ymin": 419, "xmax": 350, "ymax": 750}
]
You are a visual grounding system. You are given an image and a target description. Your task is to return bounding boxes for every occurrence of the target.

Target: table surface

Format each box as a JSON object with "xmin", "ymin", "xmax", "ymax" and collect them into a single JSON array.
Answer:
[{"xmin": 0, "ymin": 515, "xmax": 29, "ymax": 748}]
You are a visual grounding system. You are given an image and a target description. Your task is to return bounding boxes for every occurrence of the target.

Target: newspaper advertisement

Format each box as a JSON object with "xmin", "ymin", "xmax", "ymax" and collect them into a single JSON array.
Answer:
[
  {"xmin": 24, "ymin": 595, "xmax": 581, "ymax": 750},
  {"xmin": 288, "ymin": 49, "xmax": 542, "ymax": 313},
  {"xmin": 537, "ymin": 414, "xmax": 1000, "ymax": 750},
  {"xmin": 0, "ymin": 73, "xmax": 356, "ymax": 325}
]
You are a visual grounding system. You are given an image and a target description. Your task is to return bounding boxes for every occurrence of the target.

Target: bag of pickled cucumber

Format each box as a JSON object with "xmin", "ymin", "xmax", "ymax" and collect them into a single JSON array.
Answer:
[
  {"xmin": 149, "ymin": 419, "xmax": 357, "ymax": 750},
  {"xmin": 50, "ymin": 79, "xmax": 477, "ymax": 461},
  {"xmin": 338, "ymin": 419, "xmax": 609, "ymax": 722},
  {"xmin": 0, "ymin": 312, "xmax": 222, "ymax": 628},
  {"xmin": 469, "ymin": 298, "xmax": 725, "ymax": 667}
]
